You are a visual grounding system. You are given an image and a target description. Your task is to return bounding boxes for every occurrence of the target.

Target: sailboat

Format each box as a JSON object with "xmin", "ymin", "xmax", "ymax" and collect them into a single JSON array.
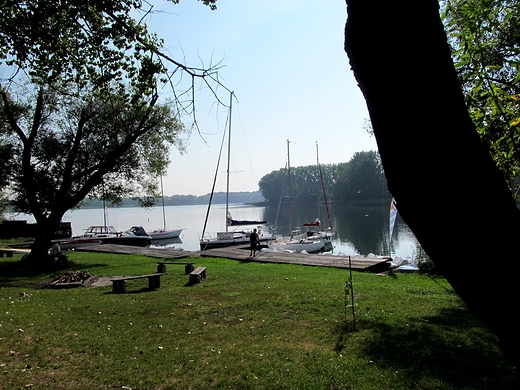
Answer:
[
  {"xmin": 269, "ymin": 141, "xmax": 333, "ymax": 253},
  {"xmin": 199, "ymin": 92, "xmax": 276, "ymax": 251},
  {"xmin": 148, "ymin": 175, "xmax": 183, "ymax": 240},
  {"xmin": 297, "ymin": 142, "xmax": 335, "ymax": 241}
]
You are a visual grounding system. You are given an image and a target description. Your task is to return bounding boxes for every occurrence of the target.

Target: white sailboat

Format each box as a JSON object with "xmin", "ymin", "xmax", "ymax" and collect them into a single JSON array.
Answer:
[
  {"xmin": 269, "ymin": 140, "xmax": 333, "ymax": 254},
  {"xmin": 148, "ymin": 175, "xmax": 183, "ymax": 240},
  {"xmin": 297, "ymin": 142, "xmax": 335, "ymax": 241},
  {"xmin": 199, "ymin": 92, "xmax": 276, "ymax": 250}
]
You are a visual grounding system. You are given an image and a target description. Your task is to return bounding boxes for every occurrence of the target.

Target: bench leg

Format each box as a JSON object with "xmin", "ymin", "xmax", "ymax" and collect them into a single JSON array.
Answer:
[
  {"xmin": 189, "ymin": 274, "xmax": 201, "ymax": 284},
  {"xmin": 201, "ymin": 269, "xmax": 207, "ymax": 280},
  {"xmin": 6, "ymin": 251, "xmax": 13, "ymax": 258},
  {"xmin": 113, "ymin": 280, "xmax": 126, "ymax": 294},
  {"xmin": 157, "ymin": 263, "xmax": 167, "ymax": 273},
  {"xmin": 148, "ymin": 275, "xmax": 161, "ymax": 290},
  {"xmin": 185, "ymin": 263, "xmax": 195, "ymax": 274}
]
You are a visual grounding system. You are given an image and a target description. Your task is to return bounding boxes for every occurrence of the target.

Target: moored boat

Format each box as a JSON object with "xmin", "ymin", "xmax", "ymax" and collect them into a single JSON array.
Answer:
[
  {"xmin": 149, "ymin": 227, "xmax": 183, "ymax": 240},
  {"xmin": 82, "ymin": 225, "xmax": 152, "ymax": 247},
  {"xmin": 200, "ymin": 226, "xmax": 275, "ymax": 250},
  {"xmin": 199, "ymin": 92, "xmax": 275, "ymax": 251},
  {"xmin": 269, "ymin": 141, "xmax": 334, "ymax": 254}
]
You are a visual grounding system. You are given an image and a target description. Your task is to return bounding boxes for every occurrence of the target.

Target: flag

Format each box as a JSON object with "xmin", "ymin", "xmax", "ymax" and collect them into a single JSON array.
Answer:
[{"xmin": 389, "ymin": 198, "xmax": 398, "ymax": 241}]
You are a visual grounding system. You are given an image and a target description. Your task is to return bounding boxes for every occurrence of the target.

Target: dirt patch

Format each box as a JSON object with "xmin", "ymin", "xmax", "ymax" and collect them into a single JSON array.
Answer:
[
  {"xmin": 43, "ymin": 270, "xmax": 114, "ymax": 289},
  {"xmin": 84, "ymin": 276, "xmax": 113, "ymax": 288}
]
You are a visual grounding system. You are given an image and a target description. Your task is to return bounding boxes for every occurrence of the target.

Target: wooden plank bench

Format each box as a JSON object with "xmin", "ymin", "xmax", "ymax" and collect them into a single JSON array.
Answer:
[
  {"xmin": 0, "ymin": 249, "xmax": 14, "ymax": 258},
  {"xmin": 110, "ymin": 273, "xmax": 163, "ymax": 294},
  {"xmin": 0, "ymin": 248, "xmax": 31, "ymax": 258},
  {"xmin": 189, "ymin": 267, "xmax": 207, "ymax": 284},
  {"xmin": 157, "ymin": 261, "xmax": 195, "ymax": 274}
]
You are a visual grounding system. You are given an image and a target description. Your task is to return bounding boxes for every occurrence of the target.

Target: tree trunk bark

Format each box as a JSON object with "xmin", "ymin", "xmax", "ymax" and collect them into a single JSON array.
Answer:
[
  {"xmin": 344, "ymin": 0, "xmax": 520, "ymax": 367},
  {"xmin": 27, "ymin": 216, "xmax": 62, "ymax": 267}
]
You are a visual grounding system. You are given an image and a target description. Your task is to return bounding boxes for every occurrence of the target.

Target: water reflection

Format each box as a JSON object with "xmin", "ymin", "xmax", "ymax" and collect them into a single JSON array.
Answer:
[
  {"xmin": 334, "ymin": 205, "xmax": 390, "ymax": 256},
  {"xmin": 150, "ymin": 236, "xmax": 183, "ymax": 248},
  {"xmin": 264, "ymin": 202, "xmax": 419, "ymax": 259},
  {"xmin": 6, "ymin": 202, "xmax": 420, "ymax": 260}
]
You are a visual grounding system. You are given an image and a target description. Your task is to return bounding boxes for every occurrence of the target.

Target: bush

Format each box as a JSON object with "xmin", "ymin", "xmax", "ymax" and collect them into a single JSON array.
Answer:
[{"xmin": 415, "ymin": 247, "xmax": 440, "ymax": 275}]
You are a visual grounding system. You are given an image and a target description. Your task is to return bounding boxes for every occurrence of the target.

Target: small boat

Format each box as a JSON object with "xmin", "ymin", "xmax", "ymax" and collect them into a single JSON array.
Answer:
[
  {"xmin": 149, "ymin": 227, "xmax": 183, "ymax": 240},
  {"xmin": 149, "ymin": 175, "xmax": 183, "ymax": 241},
  {"xmin": 82, "ymin": 225, "xmax": 152, "ymax": 247},
  {"xmin": 82, "ymin": 225, "xmax": 122, "ymax": 238},
  {"xmin": 269, "ymin": 238, "xmax": 332, "ymax": 253}
]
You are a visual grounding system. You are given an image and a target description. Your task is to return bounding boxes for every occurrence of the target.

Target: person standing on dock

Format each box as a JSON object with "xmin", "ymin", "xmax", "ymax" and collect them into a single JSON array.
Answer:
[{"xmin": 249, "ymin": 228, "xmax": 259, "ymax": 257}]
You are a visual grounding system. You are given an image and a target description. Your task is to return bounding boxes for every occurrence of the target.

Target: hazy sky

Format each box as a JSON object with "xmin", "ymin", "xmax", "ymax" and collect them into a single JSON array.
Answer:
[{"xmin": 145, "ymin": 0, "xmax": 376, "ymax": 196}]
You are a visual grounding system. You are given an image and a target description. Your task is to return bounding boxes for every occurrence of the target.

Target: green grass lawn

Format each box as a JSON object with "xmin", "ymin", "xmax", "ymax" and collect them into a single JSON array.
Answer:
[{"xmin": 0, "ymin": 251, "xmax": 517, "ymax": 389}]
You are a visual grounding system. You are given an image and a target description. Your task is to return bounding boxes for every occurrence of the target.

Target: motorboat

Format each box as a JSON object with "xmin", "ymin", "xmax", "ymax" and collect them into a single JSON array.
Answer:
[{"xmin": 82, "ymin": 225, "xmax": 152, "ymax": 247}]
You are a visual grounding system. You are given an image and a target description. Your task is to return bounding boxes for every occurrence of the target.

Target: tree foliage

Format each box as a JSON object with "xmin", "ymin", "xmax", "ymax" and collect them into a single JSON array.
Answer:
[
  {"xmin": 345, "ymin": 0, "xmax": 520, "ymax": 369},
  {"xmin": 0, "ymin": 0, "xmax": 222, "ymax": 263},
  {"xmin": 258, "ymin": 151, "xmax": 390, "ymax": 205},
  {"xmin": 334, "ymin": 151, "xmax": 388, "ymax": 203},
  {"xmin": 442, "ymin": 0, "xmax": 520, "ymax": 194}
]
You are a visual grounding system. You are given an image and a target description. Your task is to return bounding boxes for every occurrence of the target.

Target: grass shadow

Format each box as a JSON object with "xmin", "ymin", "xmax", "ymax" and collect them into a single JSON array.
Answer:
[
  {"xmin": 0, "ymin": 258, "xmax": 111, "ymax": 288},
  {"xmin": 332, "ymin": 306, "xmax": 519, "ymax": 389}
]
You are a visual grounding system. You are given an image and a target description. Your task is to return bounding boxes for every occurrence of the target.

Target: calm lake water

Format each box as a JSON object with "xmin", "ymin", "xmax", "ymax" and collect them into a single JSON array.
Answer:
[{"xmin": 6, "ymin": 203, "xmax": 420, "ymax": 260}]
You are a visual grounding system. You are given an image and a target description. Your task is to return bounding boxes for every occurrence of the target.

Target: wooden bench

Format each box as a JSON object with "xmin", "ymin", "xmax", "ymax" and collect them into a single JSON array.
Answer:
[
  {"xmin": 189, "ymin": 267, "xmax": 207, "ymax": 284},
  {"xmin": 110, "ymin": 273, "xmax": 163, "ymax": 294},
  {"xmin": 0, "ymin": 248, "xmax": 31, "ymax": 258},
  {"xmin": 157, "ymin": 261, "xmax": 195, "ymax": 274},
  {"xmin": 0, "ymin": 249, "xmax": 14, "ymax": 258}
]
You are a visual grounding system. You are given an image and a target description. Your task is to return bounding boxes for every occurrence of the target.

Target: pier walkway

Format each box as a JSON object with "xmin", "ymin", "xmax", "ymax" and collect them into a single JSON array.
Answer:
[{"xmin": 78, "ymin": 244, "xmax": 392, "ymax": 273}]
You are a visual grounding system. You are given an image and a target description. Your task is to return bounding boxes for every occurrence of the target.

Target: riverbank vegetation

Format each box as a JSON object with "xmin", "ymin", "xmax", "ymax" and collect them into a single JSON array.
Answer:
[
  {"xmin": 0, "ymin": 251, "xmax": 517, "ymax": 389},
  {"xmin": 1, "ymin": 150, "xmax": 387, "ymax": 214},
  {"xmin": 259, "ymin": 150, "xmax": 390, "ymax": 205}
]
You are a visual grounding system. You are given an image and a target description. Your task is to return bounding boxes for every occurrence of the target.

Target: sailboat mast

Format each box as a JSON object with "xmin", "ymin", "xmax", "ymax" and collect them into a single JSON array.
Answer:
[
  {"xmin": 160, "ymin": 175, "xmax": 166, "ymax": 230},
  {"xmin": 225, "ymin": 92, "xmax": 233, "ymax": 233},
  {"xmin": 316, "ymin": 142, "xmax": 333, "ymax": 230},
  {"xmin": 287, "ymin": 139, "xmax": 292, "ymax": 238},
  {"xmin": 102, "ymin": 181, "xmax": 108, "ymax": 229}
]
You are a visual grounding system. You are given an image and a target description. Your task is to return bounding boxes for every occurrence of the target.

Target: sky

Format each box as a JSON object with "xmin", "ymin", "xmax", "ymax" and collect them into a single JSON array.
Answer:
[{"xmin": 143, "ymin": 0, "xmax": 377, "ymax": 196}]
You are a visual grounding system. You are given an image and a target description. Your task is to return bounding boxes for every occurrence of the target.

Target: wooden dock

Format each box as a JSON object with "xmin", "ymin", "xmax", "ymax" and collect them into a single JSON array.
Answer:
[{"xmin": 77, "ymin": 244, "xmax": 392, "ymax": 273}]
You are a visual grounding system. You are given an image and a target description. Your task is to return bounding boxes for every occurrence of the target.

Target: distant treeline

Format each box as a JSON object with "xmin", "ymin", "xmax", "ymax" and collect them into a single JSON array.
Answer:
[
  {"xmin": 259, "ymin": 151, "xmax": 391, "ymax": 206},
  {"xmin": 79, "ymin": 191, "xmax": 266, "ymax": 209},
  {"xmin": 70, "ymin": 151, "xmax": 391, "ymax": 209}
]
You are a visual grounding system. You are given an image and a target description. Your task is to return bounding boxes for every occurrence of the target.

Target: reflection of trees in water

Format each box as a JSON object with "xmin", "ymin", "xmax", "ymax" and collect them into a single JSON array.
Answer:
[
  {"xmin": 334, "ymin": 205, "xmax": 389, "ymax": 256},
  {"xmin": 264, "ymin": 202, "xmax": 416, "ymax": 257},
  {"xmin": 264, "ymin": 201, "xmax": 333, "ymax": 237}
]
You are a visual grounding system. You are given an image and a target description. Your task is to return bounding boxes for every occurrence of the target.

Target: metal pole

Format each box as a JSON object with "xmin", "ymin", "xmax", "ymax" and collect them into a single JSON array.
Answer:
[
  {"xmin": 225, "ymin": 92, "xmax": 233, "ymax": 233},
  {"xmin": 160, "ymin": 175, "xmax": 166, "ymax": 230},
  {"xmin": 287, "ymin": 139, "xmax": 292, "ymax": 238},
  {"xmin": 349, "ymin": 255, "xmax": 356, "ymax": 331}
]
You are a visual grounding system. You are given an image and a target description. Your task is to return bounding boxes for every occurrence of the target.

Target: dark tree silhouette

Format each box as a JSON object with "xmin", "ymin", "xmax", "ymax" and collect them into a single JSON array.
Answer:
[{"xmin": 344, "ymin": 0, "xmax": 520, "ymax": 368}]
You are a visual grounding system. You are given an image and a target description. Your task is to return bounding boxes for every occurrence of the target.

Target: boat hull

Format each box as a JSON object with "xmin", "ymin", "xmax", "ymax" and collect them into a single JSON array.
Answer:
[
  {"xmin": 200, "ymin": 234, "xmax": 275, "ymax": 251},
  {"xmin": 149, "ymin": 228, "xmax": 182, "ymax": 240},
  {"xmin": 81, "ymin": 225, "xmax": 152, "ymax": 247},
  {"xmin": 99, "ymin": 236, "xmax": 151, "ymax": 247},
  {"xmin": 59, "ymin": 237, "xmax": 103, "ymax": 250},
  {"xmin": 269, "ymin": 238, "xmax": 333, "ymax": 254}
]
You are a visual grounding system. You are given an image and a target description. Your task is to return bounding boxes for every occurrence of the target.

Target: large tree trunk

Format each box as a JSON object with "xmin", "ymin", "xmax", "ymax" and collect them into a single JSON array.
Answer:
[
  {"xmin": 344, "ymin": 0, "xmax": 520, "ymax": 367},
  {"xmin": 27, "ymin": 214, "xmax": 63, "ymax": 267}
]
